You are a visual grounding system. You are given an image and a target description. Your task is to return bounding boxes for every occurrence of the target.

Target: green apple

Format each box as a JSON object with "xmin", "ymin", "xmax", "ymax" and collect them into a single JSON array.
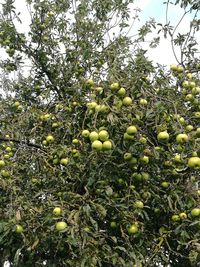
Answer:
[
  {"xmin": 123, "ymin": 133, "xmax": 134, "ymax": 141},
  {"xmin": 185, "ymin": 125, "xmax": 194, "ymax": 132},
  {"xmin": 60, "ymin": 158, "xmax": 69, "ymax": 166},
  {"xmin": 171, "ymin": 215, "xmax": 180, "ymax": 222},
  {"xmin": 134, "ymin": 200, "xmax": 144, "ymax": 209},
  {"xmin": 89, "ymin": 131, "xmax": 99, "ymax": 141},
  {"xmin": 177, "ymin": 66, "xmax": 184, "ymax": 73},
  {"xmin": 95, "ymin": 86, "xmax": 103, "ymax": 93},
  {"xmin": 126, "ymin": 125, "xmax": 137, "ymax": 135},
  {"xmin": 188, "ymin": 157, "xmax": 200, "ymax": 168},
  {"xmin": 191, "ymin": 208, "xmax": 200, "ymax": 217},
  {"xmin": 110, "ymin": 82, "xmax": 119, "ymax": 90},
  {"xmin": 170, "ymin": 64, "xmax": 178, "ymax": 71},
  {"xmin": 1, "ymin": 170, "xmax": 10, "ymax": 177},
  {"xmin": 187, "ymin": 73, "xmax": 193, "ymax": 79},
  {"xmin": 140, "ymin": 156, "xmax": 149, "ymax": 164},
  {"xmin": 128, "ymin": 224, "xmax": 139, "ymax": 234},
  {"xmin": 46, "ymin": 135, "xmax": 54, "ymax": 143},
  {"xmin": 86, "ymin": 79, "xmax": 94, "ymax": 87},
  {"xmin": 15, "ymin": 224, "xmax": 24, "ymax": 234},
  {"xmin": 157, "ymin": 131, "xmax": 169, "ymax": 141},
  {"xmin": 139, "ymin": 136, "xmax": 147, "ymax": 144},
  {"xmin": 139, "ymin": 98, "xmax": 148, "ymax": 105},
  {"xmin": 91, "ymin": 140, "xmax": 102, "ymax": 151},
  {"xmin": 179, "ymin": 212, "xmax": 187, "ymax": 220},
  {"xmin": 47, "ymin": 11, "xmax": 55, "ymax": 17},
  {"xmin": 0, "ymin": 160, "xmax": 6, "ymax": 168},
  {"xmin": 53, "ymin": 207, "xmax": 62, "ymax": 216},
  {"xmin": 117, "ymin": 87, "xmax": 126, "ymax": 96},
  {"xmin": 52, "ymin": 122, "xmax": 59, "ymax": 128},
  {"xmin": 110, "ymin": 221, "xmax": 117, "ymax": 228},
  {"xmin": 98, "ymin": 130, "xmax": 109, "ymax": 141},
  {"xmin": 189, "ymin": 81, "xmax": 196, "ymax": 88},
  {"xmin": 182, "ymin": 80, "xmax": 189, "ymax": 88},
  {"xmin": 122, "ymin": 96, "xmax": 132, "ymax": 106},
  {"xmin": 173, "ymin": 154, "xmax": 181, "ymax": 163},
  {"xmin": 55, "ymin": 221, "xmax": 67, "ymax": 231},
  {"xmin": 124, "ymin": 153, "xmax": 132, "ymax": 161},
  {"xmin": 185, "ymin": 94, "xmax": 194, "ymax": 101},
  {"xmin": 161, "ymin": 181, "xmax": 170, "ymax": 188},
  {"xmin": 102, "ymin": 140, "xmax": 112, "ymax": 150},
  {"xmin": 176, "ymin": 133, "xmax": 188, "ymax": 143},
  {"xmin": 87, "ymin": 102, "xmax": 97, "ymax": 109},
  {"xmin": 82, "ymin": 129, "xmax": 90, "ymax": 138},
  {"xmin": 194, "ymin": 112, "xmax": 200, "ymax": 118}
]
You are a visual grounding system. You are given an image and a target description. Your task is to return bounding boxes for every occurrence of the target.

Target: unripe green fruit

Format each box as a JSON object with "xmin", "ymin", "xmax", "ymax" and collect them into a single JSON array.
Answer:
[
  {"xmin": 179, "ymin": 212, "xmax": 187, "ymax": 220},
  {"xmin": 157, "ymin": 131, "xmax": 169, "ymax": 141},
  {"xmin": 171, "ymin": 215, "xmax": 180, "ymax": 222},
  {"xmin": 53, "ymin": 207, "xmax": 62, "ymax": 216},
  {"xmin": 82, "ymin": 129, "xmax": 90, "ymax": 138},
  {"xmin": 191, "ymin": 208, "xmax": 200, "ymax": 217},
  {"xmin": 117, "ymin": 87, "xmax": 126, "ymax": 96},
  {"xmin": 0, "ymin": 160, "xmax": 6, "ymax": 167},
  {"xmin": 60, "ymin": 158, "xmax": 69, "ymax": 166},
  {"xmin": 188, "ymin": 157, "xmax": 200, "ymax": 168},
  {"xmin": 89, "ymin": 131, "xmax": 99, "ymax": 141},
  {"xmin": 110, "ymin": 82, "xmax": 119, "ymax": 90},
  {"xmin": 134, "ymin": 200, "xmax": 144, "ymax": 209},
  {"xmin": 92, "ymin": 140, "xmax": 102, "ymax": 151},
  {"xmin": 46, "ymin": 135, "xmax": 54, "ymax": 143},
  {"xmin": 124, "ymin": 153, "xmax": 132, "ymax": 161},
  {"xmin": 176, "ymin": 133, "xmax": 189, "ymax": 143},
  {"xmin": 102, "ymin": 140, "xmax": 112, "ymax": 150},
  {"xmin": 128, "ymin": 224, "xmax": 139, "ymax": 234},
  {"xmin": 15, "ymin": 224, "xmax": 23, "ymax": 233},
  {"xmin": 126, "ymin": 126, "xmax": 137, "ymax": 135},
  {"xmin": 122, "ymin": 96, "xmax": 132, "ymax": 106},
  {"xmin": 55, "ymin": 221, "xmax": 67, "ymax": 231},
  {"xmin": 98, "ymin": 130, "xmax": 109, "ymax": 141}
]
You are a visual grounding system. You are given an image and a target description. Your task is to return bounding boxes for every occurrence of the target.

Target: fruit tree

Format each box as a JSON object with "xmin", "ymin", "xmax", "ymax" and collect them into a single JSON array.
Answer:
[{"xmin": 0, "ymin": 0, "xmax": 200, "ymax": 266}]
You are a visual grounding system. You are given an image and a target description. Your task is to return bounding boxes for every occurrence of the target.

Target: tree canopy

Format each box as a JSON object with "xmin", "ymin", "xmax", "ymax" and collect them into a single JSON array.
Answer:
[{"xmin": 0, "ymin": 0, "xmax": 200, "ymax": 266}]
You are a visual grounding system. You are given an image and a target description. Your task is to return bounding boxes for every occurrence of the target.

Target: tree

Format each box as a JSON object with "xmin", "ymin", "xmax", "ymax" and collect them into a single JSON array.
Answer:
[{"xmin": 0, "ymin": 0, "xmax": 200, "ymax": 266}]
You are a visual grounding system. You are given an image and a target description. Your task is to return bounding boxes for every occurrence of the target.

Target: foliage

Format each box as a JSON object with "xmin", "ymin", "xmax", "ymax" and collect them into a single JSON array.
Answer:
[{"xmin": 0, "ymin": 0, "xmax": 200, "ymax": 266}]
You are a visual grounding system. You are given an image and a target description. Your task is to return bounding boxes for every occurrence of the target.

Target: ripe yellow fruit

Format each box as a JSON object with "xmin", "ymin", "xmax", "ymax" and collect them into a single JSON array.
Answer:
[{"xmin": 117, "ymin": 87, "xmax": 126, "ymax": 96}]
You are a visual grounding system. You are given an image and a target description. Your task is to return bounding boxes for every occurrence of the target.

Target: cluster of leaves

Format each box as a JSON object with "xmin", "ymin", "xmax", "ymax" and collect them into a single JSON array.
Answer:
[{"xmin": 0, "ymin": 0, "xmax": 200, "ymax": 266}]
